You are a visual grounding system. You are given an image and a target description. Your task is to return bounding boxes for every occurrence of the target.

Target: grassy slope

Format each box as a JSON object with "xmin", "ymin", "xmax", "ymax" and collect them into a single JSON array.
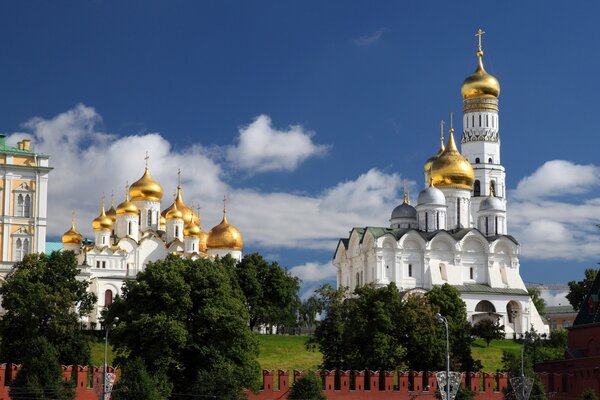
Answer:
[{"xmin": 92, "ymin": 335, "xmax": 522, "ymax": 373}]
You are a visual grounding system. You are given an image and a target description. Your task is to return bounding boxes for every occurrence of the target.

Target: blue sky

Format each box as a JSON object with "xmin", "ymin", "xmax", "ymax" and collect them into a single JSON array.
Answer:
[{"xmin": 2, "ymin": 1, "xmax": 599, "ymax": 301}]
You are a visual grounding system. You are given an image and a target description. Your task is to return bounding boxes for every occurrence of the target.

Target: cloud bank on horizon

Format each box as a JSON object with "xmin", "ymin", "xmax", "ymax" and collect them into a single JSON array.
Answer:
[{"xmin": 10, "ymin": 105, "xmax": 600, "ymax": 295}]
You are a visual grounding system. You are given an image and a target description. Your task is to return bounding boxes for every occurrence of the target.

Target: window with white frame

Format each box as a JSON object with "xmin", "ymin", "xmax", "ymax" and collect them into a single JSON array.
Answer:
[
  {"xmin": 13, "ymin": 184, "xmax": 33, "ymax": 218},
  {"xmin": 13, "ymin": 236, "xmax": 31, "ymax": 262}
]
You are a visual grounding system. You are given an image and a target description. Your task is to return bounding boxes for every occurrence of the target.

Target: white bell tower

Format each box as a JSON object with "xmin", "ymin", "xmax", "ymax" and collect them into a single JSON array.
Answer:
[{"xmin": 460, "ymin": 29, "xmax": 507, "ymax": 228}]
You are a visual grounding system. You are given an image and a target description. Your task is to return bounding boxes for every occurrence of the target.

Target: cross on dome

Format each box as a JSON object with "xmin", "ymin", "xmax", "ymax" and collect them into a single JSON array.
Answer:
[{"xmin": 476, "ymin": 28, "xmax": 485, "ymax": 53}]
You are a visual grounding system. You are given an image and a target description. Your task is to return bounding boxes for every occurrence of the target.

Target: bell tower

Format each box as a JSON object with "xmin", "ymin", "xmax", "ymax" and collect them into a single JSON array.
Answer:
[{"xmin": 460, "ymin": 29, "xmax": 507, "ymax": 227}]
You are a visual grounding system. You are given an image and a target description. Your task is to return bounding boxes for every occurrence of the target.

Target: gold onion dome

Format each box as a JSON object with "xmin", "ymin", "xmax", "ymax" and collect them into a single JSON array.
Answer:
[
  {"xmin": 166, "ymin": 202, "xmax": 183, "ymax": 220},
  {"xmin": 184, "ymin": 217, "xmax": 202, "ymax": 238},
  {"xmin": 116, "ymin": 190, "xmax": 139, "ymax": 216},
  {"xmin": 424, "ymin": 121, "xmax": 446, "ymax": 182},
  {"xmin": 161, "ymin": 186, "xmax": 198, "ymax": 225},
  {"xmin": 207, "ymin": 209, "xmax": 243, "ymax": 251},
  {"xmin": 92, "ymin": 203, "xmax": 114, "ymax": 231},
  {"xmin": 62, "ymin": 214, "xmax": 83, "ymax": 245},
  {"xmin": 430, "ymin": 129, "xmax": 475, "ymax": 190},
  {"xmin": 160, "ymin": 215, "xmax": 166, "ymax": 227},
  {"xmin": 461, "ymin": 29, "xmax": 500, "ymax": 99},
  {"xmin": 199, "ymin": 230, "xmax": 208, "ymax": 253},
  {"xmin": 129, "ymin": 166, "xmax": 163, "ymax": 202}
]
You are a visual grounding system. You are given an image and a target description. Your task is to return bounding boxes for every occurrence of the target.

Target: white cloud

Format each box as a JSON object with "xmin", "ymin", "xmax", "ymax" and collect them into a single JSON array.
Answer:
[
  {"xmin": 509, "ymin": 161, "xmax": 600, "ymax": 261},
  {"xmin": 513, "ymin": 160, "xmax": 600, "ymax": 200},
  {"xmin": 227, "ymin": 115, "xmax": 328, "ymax": 173},
  {"xmin": 353, "ymin": 28, "xmax": 388, "ymax": 47},
  {"xmin": 540, "ymin": 290, "xmax": 570, "ymax": 307},
  {"xmin": 289, "ymin": 261, "xmax": 336, "ymax": 284},
  {"xmin": 13, "ymin": 105, "xmax": 403, "ymax": 255}
]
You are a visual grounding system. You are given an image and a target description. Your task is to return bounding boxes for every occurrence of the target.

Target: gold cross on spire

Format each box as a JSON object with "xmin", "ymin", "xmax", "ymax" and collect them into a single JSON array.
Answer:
[
  {"xmin": 223, "ymin": 195, "xmax": 228, "ymax": 213},
  {"xmin": 144, "ymin": 151, "xmax": 149, "ymax": 168},
  {"xmin": 440, "ymin": 120, "xmax": 445, "ymax": 141},
  {"xmin": 449, "ymin": 112, "xmax": 454, "ymax": 132},
  {"xmin": 403, "ymin": 179, "xmax": 409, "ymax": 204},
  {"xmin": 101, "ymin": 193, "xmax": 106, "ymax": 211},
  {"xmin": 177, "ymin": 168, "xmax": 181, "ymax": 188},
  {"xmin": 71, "ymin": 209, "xmax": 75, "ymax": 225},
  {"xmin": 110, "ymin": 191, "xmax": 114, "ymax": 207},
  {"xmin": 476, "ymin": 28, "xmax": 485, "ymax": 53}
]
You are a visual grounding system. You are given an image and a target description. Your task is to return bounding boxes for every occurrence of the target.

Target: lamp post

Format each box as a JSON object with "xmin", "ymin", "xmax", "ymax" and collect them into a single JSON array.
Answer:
[
  {"xmin": 436, "ymin": 313, "xmax": 450, "ymax": 400},
  {"xmin": 103, "ymin": 317, "xmax": 119, "ymax": 400}
]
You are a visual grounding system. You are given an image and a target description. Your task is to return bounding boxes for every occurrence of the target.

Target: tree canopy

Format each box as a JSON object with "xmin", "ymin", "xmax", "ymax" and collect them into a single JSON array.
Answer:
[
  {"xmin": 566, "ymin": 268, "xmax": 599, "ymax": 311},
  {"xmin": 235, "ymin": 253, "xmax": 300, "ymax": 331},
  {"xmin": 471, "ymin": 319, "xmax": 505, "ymax": 347},
  {"xmin": 108, "ymin": 255, "xmax": 260, "ymax": 399},
  {"xmin": 309, "ymin": 283, "xmax": 480, "ymax": 372},
  {"xmin": 528, "ymin": 287, "xmax": 546, "ymax": 315},
  {"xmin": 0, "ymin": 251, "xmax": 96, "ymax": 365}
]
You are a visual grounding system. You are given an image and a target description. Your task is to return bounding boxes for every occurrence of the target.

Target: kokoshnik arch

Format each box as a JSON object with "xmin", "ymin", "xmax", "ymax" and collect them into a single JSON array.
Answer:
[{"xmin": 333, "ymin": 30, "xmax": 548, "ymax": 337}]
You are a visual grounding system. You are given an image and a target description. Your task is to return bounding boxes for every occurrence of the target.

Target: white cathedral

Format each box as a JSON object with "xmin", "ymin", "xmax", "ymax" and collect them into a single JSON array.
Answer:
[
  {"xmin": 61, "ymin": 163, "xmax": 243, "ymax": 327},
  {"xmin": 333, "ymin": 31, "xmax": 548, "ymax": 337}
]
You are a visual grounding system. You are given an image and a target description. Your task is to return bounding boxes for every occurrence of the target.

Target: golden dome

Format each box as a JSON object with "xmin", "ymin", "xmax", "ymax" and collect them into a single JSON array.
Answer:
[
  {"xmin": 184, "ymin": 218, "xmax": 202, "ymax": 238},
  {"xmin": 92, "ymin": 204, "xmax": 113, "ymax": 231},
  {"xmin": 129, "ymin": 166, "xmax": 163, "ymax": 202},
  {"xmin": 161, "ymin": 186, "xmax": 199, "ymax": 225},
  {"xmin": 116, "ymin": 190, "xmax": 139, "ymax": 216},
  {"xmin": 62, "ymin": 214, "xmax": 83, "ymax": 245},
  {"xmin": 430, "ymin": 129, "xmax": 475, "ymax": 190},
  {"xmin": 166, "ymin": 202, "xmax": 183, "ymax": 220},
  {"xmin": 207, "ymin": 210, "xmax": 243, "ymax": 251},
  {"xmin": 461, "ymin": 30, "xmax": 500, "ymax": 99}
]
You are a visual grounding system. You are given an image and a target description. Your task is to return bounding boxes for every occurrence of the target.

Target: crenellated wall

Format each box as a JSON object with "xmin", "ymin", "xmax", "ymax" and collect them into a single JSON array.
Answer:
[{"xmin": 246, "ymin": 369, "xmax": 510, "ymax": 400}]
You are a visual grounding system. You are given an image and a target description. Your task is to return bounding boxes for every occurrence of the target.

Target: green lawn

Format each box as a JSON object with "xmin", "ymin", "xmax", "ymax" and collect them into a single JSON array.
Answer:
[{"xmin": 92, "ymin": 334, "xmax": 521, "ymax": 373}]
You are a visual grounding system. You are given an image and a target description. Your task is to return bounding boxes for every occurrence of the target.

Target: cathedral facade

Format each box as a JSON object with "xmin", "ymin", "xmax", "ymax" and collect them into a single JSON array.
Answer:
[
  {"xmin": 333, "ymin": 32, "xmax": 548, "ymax": 337},
  {"xmin": 62, "ymin": 163, "xmax": 243, "ymax": 327}
]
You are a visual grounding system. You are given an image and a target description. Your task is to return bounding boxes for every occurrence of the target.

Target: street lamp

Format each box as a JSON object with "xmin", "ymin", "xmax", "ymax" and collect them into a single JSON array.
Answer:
[
  {"xmin": 436, "ymin": 313, "xmax": 450, "ymax": 400},
  {"xmin": 103, "ymin": 317, "xmax": 119, "ymax": 400}
]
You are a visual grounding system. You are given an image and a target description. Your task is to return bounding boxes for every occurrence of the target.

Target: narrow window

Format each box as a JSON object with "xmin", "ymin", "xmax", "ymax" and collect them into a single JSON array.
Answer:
[
  {"xmin": 457, "ymin": 200, "xmax": 461, "ymax": 228},
  {"xmin": 17, "ymin": 194, "xmax": 24, "ymax": 216},
  {"xmin": 104, "ymin": 290, "xmax": 113, "ymax": 306},
  {"xmin": 356, "ymin": 272, "xmax": 360, "ymax": 289},
  {"xmin": 128, "ymin": 222, "xmax": 132, "ymax": 236},
  {"xmin": 475, "ymin": 157, "xmax": 480, "ymax": 164},
  {"xmin": 474, "ymin": 180, "xmax": 481, "ymax": 197},
  {"xmin": 472, "ymin": 115, "xmax": 474, "ymax": 126},
  {"xmin": 492, "ymin": 116, "xmax": 495, "ymax": 128},
  {"xmin": 24, "ymin": 194, "xmax": 31, "ymax": 217},
  {"xmin": 96, "ymin": 261, "xmax": 100, "ymax": 268},
  {"xmin": 15, "ymin": 238, "xmax": 22, "ymax": 261},
  {"xmin": 436, "ymin": 212, "xmax": 440, "ymax": 230},
  {"xmin": 470, "ymin": 267, "xmax": 474, "ymax": 280},
  {"xmin": 479, "ymin": 115, "xmax": 482, "ymax": 126},
  {"xmin": 360, "ymin": 271, "xmax": 363, "ymax": 285},
  {"xmin": 102, "ymin": 261, "xmax": 106, "ymax": 269},
  {"xmin": 485, "ymin": 217, "xmax": 489, "ymax": 235},
  {"xmin": 491, "ymin": 180, "xmax": 496, "ymax": 195},
  {"xmin": 488, "ymin": 157, "xmax": 493, "ymax": 164},
  {"xmin": 175, "ymin": 226, "xmax": 179, "ymax": 238},
  {"xmin": 425, "ymin": 213, "xmax": 429, "ymax": 232},
  {"xmin": 408, "ymin": 264, "xmax": 413, "ymax": 277},
  {"xmin": 495, "ymin": 216, "xmax": 499, "ymax": 235},
  {"xmin": 486, "ymin": 115, "xmax": 489, "ymax": 126},
  {"xmin": 147, "ymin": 210, "xmax": 152, "ymax": 226}
]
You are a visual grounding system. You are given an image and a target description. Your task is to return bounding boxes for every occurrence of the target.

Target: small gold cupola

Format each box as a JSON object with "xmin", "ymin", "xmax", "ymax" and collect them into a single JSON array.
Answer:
[
  {"xmin": 161, "ymin": 169, "xmax": 199, "ymax": 224},
  {"xmin": 92, "ymin": 196, "xmax": 114, "ymax": 231},
  {"xmin": 207, "ymin": 197, "xmax": 243, "ymax": 251},
  {"xmin": 116, "ymin": 183, "xmax": 139, "ymax": 215},
  {"xmin": 461, "ymin": 29, "xmax": 500, "ymax": 99},
  {"xmin": 106, "ymin": 192, "xmax": 117, "ymax": 223},
  {"xmin": 62, "ymin": 211, "xmax": 83, "ymax": 245}
]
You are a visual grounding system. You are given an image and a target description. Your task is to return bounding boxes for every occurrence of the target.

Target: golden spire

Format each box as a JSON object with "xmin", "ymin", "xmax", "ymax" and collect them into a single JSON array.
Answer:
[
  {"xmin": 222, "ymin": 195, "xmax": 228, "ymax": 223},
  {"xmin": 446, "ymin": 112, "xmax": 458, "ymax": 151},
  {"xmin": 403, "ymin": 179, "xmax": 409, "ymax": 204},
  {"xmin": 476, "ymin": 28, "xmax": 485, "ymax": 55},
  {"xmin": 101, "ymin": 193, "xmax": 106, "ymax": 213}
]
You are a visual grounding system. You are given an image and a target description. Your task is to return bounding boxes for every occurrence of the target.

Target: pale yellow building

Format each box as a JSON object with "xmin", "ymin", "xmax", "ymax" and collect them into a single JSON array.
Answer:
[{"xmin": 0, "ymin": 134, "xmax": 51, "ymax": 272}]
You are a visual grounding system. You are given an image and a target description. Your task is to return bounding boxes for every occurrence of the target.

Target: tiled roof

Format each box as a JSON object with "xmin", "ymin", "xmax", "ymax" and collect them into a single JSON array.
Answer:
[
  {"xmin": 453, "ymin": 283, "xmax": 529, "ymax": 296},
  {"xmin": 544, "ymin": 305, "xmax": 576, "ymax": 316}
]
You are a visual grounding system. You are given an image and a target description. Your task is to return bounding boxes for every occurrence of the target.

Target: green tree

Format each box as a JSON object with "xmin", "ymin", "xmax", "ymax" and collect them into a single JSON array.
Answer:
[
  {"xmin": 111, "ymin": 357, "xmax": 169, "ymax": 400},
  {"xmin": 288, "ymin": 373, "xmax": 326, "ymax": 400},
  {"xmin": 567, "ymin": 269, "xmax": 599, "ymax": 311},
  {"xmin": 110, "ymin": 255, "xmax": 260, "ymax": 399},
  {"xmin": 427, "ymin": 284, "xmax": 482, "ymax": 372},
  {"xmin": 471, "ymin": 319, "xmax": 505, "ymax": 347},
  {"xmin": 235, "ymin": 253, "xmax": 301, "ymax": 331},
  {"xmin": 9, "ymin": 337, "xmax": 74, "ymax": 400},
  {"xmin": 528, "ymin": 287, "xmax": 546, "ymax": 315},
  {"xmin": 580, "ymin": 388, "xmax": 599, "ymax": 400},
  {"xmin": 299, "ymin": 295, "xmax": 322, "ymax": 329},
  {"xmin": 0, "ymin": 251, "xmax": 96, "ymax": 366}
]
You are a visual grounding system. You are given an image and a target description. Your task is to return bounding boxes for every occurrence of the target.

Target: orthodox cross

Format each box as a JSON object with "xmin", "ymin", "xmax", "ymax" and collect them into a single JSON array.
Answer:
[
  {"xmin": 71, "ymin": 209, "xmax": 75, "ymax": 225},
  {"xmin": 222, "ymin": 195, "xmax": 228, "ymax": 213},
  {"xmin": 449, "ymin": 112, "xmax": 454, "ymax": 132},
  {"xmin": 440, "ymin": 120, "xmax": 445, "ymax": 143},
  {"xmin": 177, "ymin": 168, "xmax": 181, "ymax": 187},
  {"xmin": 476, "ymin": 28, "xmax": 485, "ymax": 52},
  {"xmin": 144, "ymin": 151, "xmax": 149, "ymax": 167}
]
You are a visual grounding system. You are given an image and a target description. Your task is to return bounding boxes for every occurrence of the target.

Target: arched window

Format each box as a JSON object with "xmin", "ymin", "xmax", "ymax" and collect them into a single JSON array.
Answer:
[
  {"xmin": 16, "ymin": 194, "xmax": 24, "ymax": 216},
  {"xmin": 356, "ymin": 272, "xmax": 360, "ymax": 289},
  {"xmin": 474, "ymin": 180, "xmax": 481, "ymax": 197},
  {"xmin": 485, "ymin": 217, "xmax": 489, "ymax": 236},
  {"xmin": 147, "ymin": 210, "xmax": 152, "ymax": 226},
  {"xmin": 408, "ymin": 264, "xmax": 413, "ymax": 277},
  {"xmin": 457, "ymin": 200, "xmax": 461, "ymax": 228},
  {"xmin": 475, "ymin": 157, "xmax": 480, "ymax": 164},
  {"xmin": 490, "ymin": 180, "xmax": 496, "ymax": 196},
  {"xmin": 488, "ymin": 157, "xmax": 493, "ymax": 164},
  {"xmin": 175, "ymin": 226, "xmax": 179, "ymax": 238},
  {"xmin": 24, "ymin": 194, "xmax": 31, "ymax": 217},
  {"xmin": 128, "ymin": 222, "xmax": 133, "ymax": 236},
  {"xmin": 425, "ymin": 212, "xmax": 429, "ymax": 232},
  {"xmin": 104, "ymin": 289, "xmax": 113, "ymax": 306},
  {"xmin": 15, "ymin": 238, "xmax": 23, "ymax": 261},
  {"xmin": 475, "ymin": 300, "xmax": 496, "ymax": 313}
]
